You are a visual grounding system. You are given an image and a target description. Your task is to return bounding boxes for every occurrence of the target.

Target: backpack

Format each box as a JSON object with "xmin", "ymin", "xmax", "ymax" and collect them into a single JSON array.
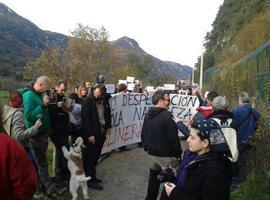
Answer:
[{"xmin": 212, "ymin": 118, "xmax": 239, "ymax": 162}]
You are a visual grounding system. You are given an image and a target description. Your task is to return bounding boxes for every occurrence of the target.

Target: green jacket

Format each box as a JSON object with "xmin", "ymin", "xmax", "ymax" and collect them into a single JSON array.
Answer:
[{"xmin": 18, "ymin": 86, "xmax": 50, "ymax": 135}]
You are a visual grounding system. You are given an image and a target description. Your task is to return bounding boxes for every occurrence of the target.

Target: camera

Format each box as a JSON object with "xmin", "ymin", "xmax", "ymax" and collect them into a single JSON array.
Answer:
[
  {"xmin": 156, "ymin": 166, "xmax": 176, "ymax": 183},
  {"xmin": 36, "ymin": 114, "xmax": 44, "ymax": 120},
  {"xmin": 45, "ymin": 88, "xmax": 57, "ymax": 104}
]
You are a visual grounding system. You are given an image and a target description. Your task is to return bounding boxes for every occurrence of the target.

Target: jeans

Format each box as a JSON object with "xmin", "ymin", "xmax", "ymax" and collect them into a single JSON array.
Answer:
[{"xmin": 30, "ymin": 135, "xmax": 54, "ymax": 191}]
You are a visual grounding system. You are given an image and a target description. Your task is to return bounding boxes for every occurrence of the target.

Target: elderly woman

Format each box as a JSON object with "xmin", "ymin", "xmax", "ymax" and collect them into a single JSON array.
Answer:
[
  {"xmin": 161, "ymin": 119, "xmax": 231, "ymax": 200},
  {"xmin": 2, "ymin": 90, "xmax": 41, "ymax": 149}
]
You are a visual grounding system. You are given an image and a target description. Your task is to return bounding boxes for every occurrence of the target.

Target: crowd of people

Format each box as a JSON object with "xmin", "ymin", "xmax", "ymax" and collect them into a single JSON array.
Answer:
[
  {"xmin": 0, "ymin": 75, "xmax": 260, "ymax": 200},
  {"xmin": 142, "ymin": 89, "xmax": 259, "ymax": 200}
]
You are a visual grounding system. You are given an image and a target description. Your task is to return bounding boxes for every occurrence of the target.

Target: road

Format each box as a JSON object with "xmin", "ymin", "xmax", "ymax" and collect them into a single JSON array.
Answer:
[{"xmin": 54, "ymin": 141, "xmax": 186, "ymax": 200}]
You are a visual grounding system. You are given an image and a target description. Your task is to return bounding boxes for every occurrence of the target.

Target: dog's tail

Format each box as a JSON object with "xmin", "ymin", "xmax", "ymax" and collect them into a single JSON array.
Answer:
[{"xmin": 76, "ymin": 175, "xmax": 91, "ymax": 182}]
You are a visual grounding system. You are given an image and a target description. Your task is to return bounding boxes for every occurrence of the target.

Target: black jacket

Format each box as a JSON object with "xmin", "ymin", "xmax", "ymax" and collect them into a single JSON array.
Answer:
[
  {"xmin": 81, "ymin": 95, "xmax": 111, "ymax": 138},
  {"xmin": 167, "ymin": 152, "xmax": 231, "ymax": 200},
  {"xmin": 141, "ymin": 107, "xmax": 182, "ymax": 158},
  {"xmin": 48, "ymin": 94, "xmax": 70, "ymax": 134}
]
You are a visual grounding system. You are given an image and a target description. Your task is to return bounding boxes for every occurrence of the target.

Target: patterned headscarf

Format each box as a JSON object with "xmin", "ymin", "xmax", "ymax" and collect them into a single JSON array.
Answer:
[{"xmin": 191, "ymin": 119, "xmax": 226, "ymax": 147}]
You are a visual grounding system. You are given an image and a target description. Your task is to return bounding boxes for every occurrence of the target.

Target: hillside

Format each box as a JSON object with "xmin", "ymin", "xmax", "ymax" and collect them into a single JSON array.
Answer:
[
  {"xmin": 0, "ymin": 2, "xmax": 68, "ymax": 77},
  {"xmin": 198, "ymin": 0, "xmax": 270, "ymax": 71},
  {"xmin": 111, "ymin": 37, "xmax": 192, "ymax": 81}
]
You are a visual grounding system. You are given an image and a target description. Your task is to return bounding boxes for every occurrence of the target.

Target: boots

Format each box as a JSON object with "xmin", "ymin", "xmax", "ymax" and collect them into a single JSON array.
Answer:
[{"xmin": 145, "ymin": 169, "xmax": 161, "ymax": 200}]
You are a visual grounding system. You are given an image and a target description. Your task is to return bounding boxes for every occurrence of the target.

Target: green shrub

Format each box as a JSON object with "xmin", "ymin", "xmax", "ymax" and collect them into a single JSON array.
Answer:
[{"xmin": 231, "ymin": 172, "xmax": 270, "ymax": 200}]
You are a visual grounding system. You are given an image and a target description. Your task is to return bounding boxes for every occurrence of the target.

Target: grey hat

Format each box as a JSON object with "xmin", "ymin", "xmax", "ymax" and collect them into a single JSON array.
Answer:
[{"xmin": 212, "ymin": 96, "xmax": 229, "ymax": 111}]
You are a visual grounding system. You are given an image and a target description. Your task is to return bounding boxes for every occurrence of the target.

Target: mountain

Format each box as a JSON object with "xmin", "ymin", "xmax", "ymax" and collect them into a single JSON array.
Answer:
[
  {"xmin": 0, "ymin": 2, "xmax": 68, "ymax": 76},
  {"xmin": 0, "ymin": 3, "xmax": 191, "ymax": 84},
  {"xmin": 111, "ymin": 36, "xmax": 192, "ymax": 80}
]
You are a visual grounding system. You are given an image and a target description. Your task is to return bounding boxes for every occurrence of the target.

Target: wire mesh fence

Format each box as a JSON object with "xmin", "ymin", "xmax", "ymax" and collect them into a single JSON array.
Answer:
[{"xmin": 203, "ymin": 40, "xmax": 270, "ymax": 103}]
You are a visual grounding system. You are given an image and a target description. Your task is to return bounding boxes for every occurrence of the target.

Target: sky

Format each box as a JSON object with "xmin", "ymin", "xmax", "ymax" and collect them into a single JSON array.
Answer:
[{"xmin": 1, "ymin": 0, "xmax": 224, "ymax": 67}]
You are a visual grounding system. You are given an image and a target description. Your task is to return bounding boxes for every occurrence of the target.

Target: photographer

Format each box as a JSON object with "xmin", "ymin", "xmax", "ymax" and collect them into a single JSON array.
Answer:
[
  {"xmin": 48, "ymin": 80, "xmax": 70, "ymax": 187},
  {"xmin": 18, "ymin": 76, "xmax": 57, "ymax": 196},
  {"xmin": 161, "ymin": 119, "xmax": 231, "ymax": 200}
]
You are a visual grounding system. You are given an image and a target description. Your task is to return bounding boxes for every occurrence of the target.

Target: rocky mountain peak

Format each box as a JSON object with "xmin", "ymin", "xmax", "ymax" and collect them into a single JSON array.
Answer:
[
  {"xmin": 0, "ymin": 3, "xmax": 16, "ymax": 15},
  {"xmin": 111, "ymin": 36, "xmax": 141, "ymax": 50}
]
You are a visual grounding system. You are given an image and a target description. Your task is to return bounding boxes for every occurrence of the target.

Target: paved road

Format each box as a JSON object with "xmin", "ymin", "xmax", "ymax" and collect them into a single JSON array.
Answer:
[
  {"xmin": 86, "ymin": 145, "xmax": 150, "ymax": 200},
  {"xmin": 57, "ymin": 141, "xmax": 187, "ymax": 200}
]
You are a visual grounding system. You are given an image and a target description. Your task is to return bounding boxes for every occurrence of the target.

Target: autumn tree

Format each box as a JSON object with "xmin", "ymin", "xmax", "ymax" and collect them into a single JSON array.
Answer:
[{"xmin": 24, "ymin": 24, "xmax": 120, "ymax": 88}]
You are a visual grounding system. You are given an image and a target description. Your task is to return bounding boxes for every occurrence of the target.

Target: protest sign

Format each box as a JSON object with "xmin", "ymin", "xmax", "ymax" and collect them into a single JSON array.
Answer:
[
  {"xmin": 146, "ymin": 86, "xmax": 154, "ymax": 92},
  {"xmin": 169, "ymin": 94, "xmax": 200, "ymax": 124},
  {"xmin": 101, "ymin": 93, "xmax": 200, "ymax": 154},
  {"xmin": 118, "ymin": 80, "xmax": 127, "ymax": 85},
  {"xmin": 102, "ymin": 93, "xmax": 151, "ymax": 153},
  {"xmin": 164, "ymin": 84, "xmax": 175, "ymax": 90},
  {"xmin": 127, "ymin": 83, "xmax": 135, "ymax": 91},
  {"xmin": 106, "ymin": 84, "xmax": 116, "ymax": 94},
  {"xmin": 126, "ymin": 76, "xmax": 135, "ymax": 83}
]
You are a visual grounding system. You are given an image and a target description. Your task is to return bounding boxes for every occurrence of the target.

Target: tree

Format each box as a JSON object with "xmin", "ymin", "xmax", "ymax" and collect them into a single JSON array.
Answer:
[{"xmin": 24, "ymin": 24, "xmax": 119, "ymax": 88}]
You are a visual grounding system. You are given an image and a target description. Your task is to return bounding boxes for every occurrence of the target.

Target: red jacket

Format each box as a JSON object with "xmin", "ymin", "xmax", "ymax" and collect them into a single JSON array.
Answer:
[
  {"xmin": 0, "ymin": 133, "xmax": 37, "ymax": 200},
  {"xmin": 196, "ymin": 104, "xmax": 213, "ymax": 118}
]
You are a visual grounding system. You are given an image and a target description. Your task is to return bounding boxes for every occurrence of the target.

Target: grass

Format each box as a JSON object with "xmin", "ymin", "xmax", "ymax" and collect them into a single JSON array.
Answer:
[
  {"xmin": 0, "ymin": 91, "xmax": 8, "ymax": 105},
  {"xmin": 231, "ymin": 171, "xmax": 270, "ymax": 200}
]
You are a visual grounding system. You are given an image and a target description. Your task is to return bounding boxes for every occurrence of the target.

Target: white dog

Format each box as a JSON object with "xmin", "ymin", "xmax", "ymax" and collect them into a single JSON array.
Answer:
[{"xmin": 62, "ymin": 137, "xmax": 91, "ymax": 200}]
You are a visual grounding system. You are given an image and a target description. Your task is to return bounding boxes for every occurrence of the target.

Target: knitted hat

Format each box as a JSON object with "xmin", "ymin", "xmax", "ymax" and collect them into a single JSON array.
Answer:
[
  {"xmin": 8, "ymin": 91, "xmax": 23, "ymax": 108},
  {"xmin": 212, "ymin": 96, "xmax": 229, "ymax": 111}
]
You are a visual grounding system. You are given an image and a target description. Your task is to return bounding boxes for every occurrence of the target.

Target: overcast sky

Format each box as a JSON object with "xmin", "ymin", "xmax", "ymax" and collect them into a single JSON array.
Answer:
[{"xmin": 1, "ymin": 0, "xmax": 223, "ymax": 67}]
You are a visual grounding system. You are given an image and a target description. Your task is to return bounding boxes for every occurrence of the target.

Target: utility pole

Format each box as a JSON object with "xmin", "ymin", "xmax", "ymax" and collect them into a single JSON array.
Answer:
[
  {"xmin": 191, "ymin": 67, "xmax": 194, "ymax": 86},
  {"xmin": 199, "ymin": 45, "xmax": 204, "ymax": 91}
]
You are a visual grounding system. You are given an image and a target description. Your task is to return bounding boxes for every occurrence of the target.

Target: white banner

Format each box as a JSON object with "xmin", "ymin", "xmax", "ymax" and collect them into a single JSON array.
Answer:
[
  {"xmin": 164, "ymin": 84, "xmax": 175, "ymax": 90},
  {"xmin": 118, "ymin": 80, "xmax": 127, "ymax": 85},
  {"xmin": 126, "ymin": 76, "xmax": 135, "ymax": 83},
  {"xmin": 168, "ymin": 94, "xmax": 200, "ymax": 124},
  {"xmin": 101, "ymin": 93, "xmax": 200, "ymax": 154},
  {"xmin": 146, "ymin": 86, "xmax": 155, "ymax": 92}
]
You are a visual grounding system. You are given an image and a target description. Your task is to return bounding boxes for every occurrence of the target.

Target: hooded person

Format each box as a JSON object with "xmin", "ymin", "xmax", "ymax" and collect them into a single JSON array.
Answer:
[{"xmin": 161, "ymin": 119, "xmax": 232, "ymax": 200}]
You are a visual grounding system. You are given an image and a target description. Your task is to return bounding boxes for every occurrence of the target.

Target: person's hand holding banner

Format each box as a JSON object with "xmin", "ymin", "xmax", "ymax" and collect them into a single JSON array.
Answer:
[{"xmin": 173, "ymin": 116, "xmax": 182, "ymax": 124}]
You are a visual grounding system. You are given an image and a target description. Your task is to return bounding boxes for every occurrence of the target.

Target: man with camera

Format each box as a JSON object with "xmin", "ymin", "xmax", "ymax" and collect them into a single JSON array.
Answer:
[
  {"xmin": 19, "ymin": 76, "xmax": 57, "ymax": 196},
  {"xmin": 81, "ymin": 84, "xmax": 112, "ymax": 190},
  {"xmin": 141, "ymin": 90, "xmax": 182, "ymax": 200},
  {"xmin": 48, "ymin": 80, "xmax": 70, "ymax": 188}
]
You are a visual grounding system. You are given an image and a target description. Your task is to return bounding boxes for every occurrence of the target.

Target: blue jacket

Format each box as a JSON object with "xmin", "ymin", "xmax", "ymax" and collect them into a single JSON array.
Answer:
[{"xmin": 232, "ymin": 103, "xmax": 259, "ymax": 144}]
